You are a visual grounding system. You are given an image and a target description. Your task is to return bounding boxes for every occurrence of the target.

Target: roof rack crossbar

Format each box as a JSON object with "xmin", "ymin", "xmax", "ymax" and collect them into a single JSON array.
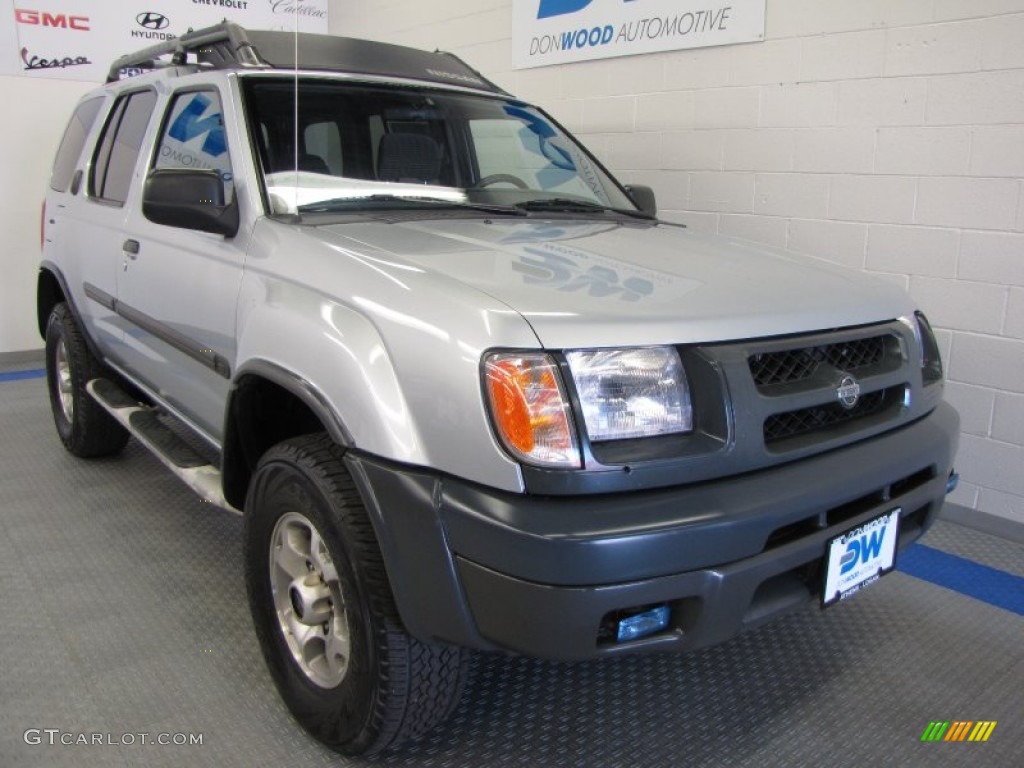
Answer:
[
  {"xmin": 106, "ymin": 22, "xmax": 264, "ymax": 83},
  {"xmin": 103, "ymin": 23, "xmax": 509, "ymax": 96}
]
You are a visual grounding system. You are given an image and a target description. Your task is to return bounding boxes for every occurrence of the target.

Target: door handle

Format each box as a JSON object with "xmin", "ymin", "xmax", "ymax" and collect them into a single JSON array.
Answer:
[{"xmin": 123, "ymin": 239, "xmax": 140, "ymax": 259}]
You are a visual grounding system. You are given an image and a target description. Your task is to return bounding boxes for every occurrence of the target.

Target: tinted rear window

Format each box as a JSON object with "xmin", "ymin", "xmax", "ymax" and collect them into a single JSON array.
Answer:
[{"xmin": 50, "ymin": 96, "xmax": 104, "ymax": 193}]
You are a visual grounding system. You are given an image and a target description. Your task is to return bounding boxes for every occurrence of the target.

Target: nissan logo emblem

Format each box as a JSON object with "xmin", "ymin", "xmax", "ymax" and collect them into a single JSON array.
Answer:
[
  {"xmin": 137, "ymin": 12, "xmax": 170, "ymax": 30},
  {"xmin": 835, "ymin": 374, "xmax": 862, "ymax": 410}
]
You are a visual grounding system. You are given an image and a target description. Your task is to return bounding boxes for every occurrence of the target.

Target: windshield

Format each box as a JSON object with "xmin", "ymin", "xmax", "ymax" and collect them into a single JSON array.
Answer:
[{"xmin": 241, "ymin": 77, "xmax": 638, "ymax": 216}]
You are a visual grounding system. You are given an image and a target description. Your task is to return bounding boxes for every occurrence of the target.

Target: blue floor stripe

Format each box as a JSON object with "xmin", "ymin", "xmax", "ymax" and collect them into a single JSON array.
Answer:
[
  {"xmin": 899, "ymin": 544, "xmax": 1024, "ymax": 616},
  {"xmin": 0, "ymin": 368, "xmax": 45, "ymax": 382}
]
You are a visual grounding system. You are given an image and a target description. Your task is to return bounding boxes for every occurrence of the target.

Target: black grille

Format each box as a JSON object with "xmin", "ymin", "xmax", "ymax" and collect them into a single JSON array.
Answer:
[
  {"xmin": 749, "ymin": 335, "xmax": 888, "ymax": 388},
  {"xmin": 764, "ymin": 386, "xmax": 901, "ymax": 444}
]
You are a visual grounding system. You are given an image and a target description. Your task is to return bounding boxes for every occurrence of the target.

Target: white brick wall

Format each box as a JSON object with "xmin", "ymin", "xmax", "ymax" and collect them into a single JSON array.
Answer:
[
  {"xmin": 866, "ymin": 225, "xmax": 959, "ymax": 277},
  {"xmin": 794, "ymin": 128, "xmax": 875, "ymax": 174},
  {"xmin": 336, "ymin": 0, "xmax": 1024, "ymax": 525},
  {"xmin": 755, "ymin": 174, "xmax": 829, "ymax": 219},
  {"xmin": 875, "ymin": 127, "xmax": 971, "ymax": 176},
  {"xmin": 788, "ymin": 219, "xmax": 868, "ymax": 269},
  {"xmin": 694, "ymin": 88, "xmax": 760, "ymax": 129},
  {"xmin": 837, "ymin": 77, "xmax": 928, "ymax": 126}
]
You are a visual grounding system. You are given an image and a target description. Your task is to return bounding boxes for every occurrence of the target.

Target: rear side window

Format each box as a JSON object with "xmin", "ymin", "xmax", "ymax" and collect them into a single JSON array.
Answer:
[
  {"xmin": 50, "ymin": 96, "xmax": 104, "ymax": 193},
  {"xmin": 90, "ymin": 90, "xmax": 157, "ymax": 204}
]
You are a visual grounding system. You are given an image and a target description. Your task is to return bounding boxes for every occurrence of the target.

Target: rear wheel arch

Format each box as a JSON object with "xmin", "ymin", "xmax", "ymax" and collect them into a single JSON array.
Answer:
[
  {"xmin": 37, "ymin": 265, "xmax": 69, "ymax": 340},
  {"xmin": 44, "ymin": 301, "xmax": 129, "ymax": 457}
]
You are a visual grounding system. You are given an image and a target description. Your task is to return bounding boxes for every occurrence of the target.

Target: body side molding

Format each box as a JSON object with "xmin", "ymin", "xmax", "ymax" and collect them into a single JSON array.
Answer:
[{"xmin": 83, "ymin": 280, "xmax": 231, "ymax": 378}]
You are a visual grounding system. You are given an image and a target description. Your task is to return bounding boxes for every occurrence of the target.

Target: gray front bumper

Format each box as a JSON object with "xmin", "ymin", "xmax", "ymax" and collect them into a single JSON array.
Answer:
[{"xmin": 346, "ymin": 402, "xmax": 959, "ymax": 660}]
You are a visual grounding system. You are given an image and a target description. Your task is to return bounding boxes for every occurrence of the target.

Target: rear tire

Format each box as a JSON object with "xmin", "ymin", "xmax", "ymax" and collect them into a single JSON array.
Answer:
[
  {"xmin": 45, "ymin": 302, "xmax": 129, "ymax": 458},
  {"xmin": 244, "ymin": 434, "xmax": 468, "ymax": 755}
]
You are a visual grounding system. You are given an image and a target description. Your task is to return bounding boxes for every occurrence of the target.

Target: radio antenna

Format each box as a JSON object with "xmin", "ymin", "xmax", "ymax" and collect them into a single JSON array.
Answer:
[{"xmin": 292, "ymin": 2, "xmax": 299, "ymax": 202}]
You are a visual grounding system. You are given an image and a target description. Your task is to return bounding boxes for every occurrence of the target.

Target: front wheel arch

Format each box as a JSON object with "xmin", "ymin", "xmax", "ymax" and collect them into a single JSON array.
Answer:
[{"xmin": 222, "ymin": 365, "xmax": 351, "ymax": 509}]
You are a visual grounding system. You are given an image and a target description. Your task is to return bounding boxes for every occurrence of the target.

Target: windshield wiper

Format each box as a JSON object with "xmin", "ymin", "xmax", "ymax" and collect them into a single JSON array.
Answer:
[
  {"xmin": 514, "ymin": 198, "xmax": 654, "ymax": 219},
  {"xmin": 299, "ymin": 194, "xmax": 525, "ymax": 216}
]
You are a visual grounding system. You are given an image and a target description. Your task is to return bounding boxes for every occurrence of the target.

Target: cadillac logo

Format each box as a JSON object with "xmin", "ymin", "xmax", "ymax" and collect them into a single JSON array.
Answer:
[
  {"xmin": 137, "ymin": 12, "xmax": 170, "ymax": 30},
  {"xmin": 835, "ymin": 374, "xmax": 861, "ymax": 410}
]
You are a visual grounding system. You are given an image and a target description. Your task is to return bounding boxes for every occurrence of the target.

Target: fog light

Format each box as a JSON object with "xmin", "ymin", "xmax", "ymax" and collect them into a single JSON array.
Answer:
[{"xmin": 617, "ymin": 605, "xmax": 670, "ymax": 643}]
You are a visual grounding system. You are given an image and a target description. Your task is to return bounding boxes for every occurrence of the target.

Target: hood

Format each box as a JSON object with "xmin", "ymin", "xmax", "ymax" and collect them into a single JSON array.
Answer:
[{"xmin": 316, "ymin": 217, "xmax": 916, "ymax": 349}]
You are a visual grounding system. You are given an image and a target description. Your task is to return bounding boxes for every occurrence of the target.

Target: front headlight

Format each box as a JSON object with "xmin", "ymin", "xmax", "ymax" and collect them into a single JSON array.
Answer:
[
  {"xmin": 565, "ymin": 347, "xmax": 692, "ymax": 441},
  {"xmin": 903, "ymin": 312, "xmax": 943, "ymax": 386},
  {"xmin": 915, "ymin": 311, "xmax": 944, "ymax": 386}
]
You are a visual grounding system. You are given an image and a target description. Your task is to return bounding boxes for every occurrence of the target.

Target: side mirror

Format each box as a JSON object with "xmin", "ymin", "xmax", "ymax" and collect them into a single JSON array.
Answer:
[
  {"xmin": 624, "ymin": 184, "xmax": 657, "ymax": 218},
  {"xmin": 143, "ymin": 169, "xmax": 239, "ymax": 237}
]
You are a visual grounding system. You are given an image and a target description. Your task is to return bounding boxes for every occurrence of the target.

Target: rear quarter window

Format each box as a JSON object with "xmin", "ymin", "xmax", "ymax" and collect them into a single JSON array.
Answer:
[{"xmin": 50, "ymin": 96, "xmax": 105, "ymax": 193}]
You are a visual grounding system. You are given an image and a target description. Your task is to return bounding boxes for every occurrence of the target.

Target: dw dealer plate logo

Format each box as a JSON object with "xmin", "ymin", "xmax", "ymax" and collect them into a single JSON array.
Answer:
[{"xmin": 821, "ymin": 509, "xmax": 900, "ymax": 607}]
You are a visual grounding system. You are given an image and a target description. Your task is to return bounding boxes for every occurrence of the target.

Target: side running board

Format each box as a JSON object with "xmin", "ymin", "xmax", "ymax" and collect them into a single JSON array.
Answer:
[{"xmin": 86, "ymin": 378, "xmax": 241, "ymax": 515}]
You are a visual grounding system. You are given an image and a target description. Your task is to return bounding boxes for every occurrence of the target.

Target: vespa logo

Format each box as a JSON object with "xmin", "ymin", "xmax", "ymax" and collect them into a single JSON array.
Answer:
[
  {"xmin": 136, "ymin": 12, "xmax": 170, "ymax": 31},
  {"xmin": 835, "ymin": 373, "xmax": 861, "ymax": 410},
  {"xmin": 15, "ymin": 9, "xmax": 90, "ymax": 31}
]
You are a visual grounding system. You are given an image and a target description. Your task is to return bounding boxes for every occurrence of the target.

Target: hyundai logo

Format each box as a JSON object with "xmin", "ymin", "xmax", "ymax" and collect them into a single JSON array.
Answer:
[
  {"xmin": 835, "ymin": 374, "xmax": 862, "ymax": 410},
  {"xmin": 136, "ymin": 12, "xmax": 170, "ymax": 30}
]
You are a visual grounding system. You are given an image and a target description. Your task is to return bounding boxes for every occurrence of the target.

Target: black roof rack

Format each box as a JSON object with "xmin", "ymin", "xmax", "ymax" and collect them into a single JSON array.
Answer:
[
  {"xmin": 106, "ymin": 22, "xmax": 508, "ymax": 95},
  {"xmin": 106, "ymin": 22, "xmax": 261, "ymax": 83}
]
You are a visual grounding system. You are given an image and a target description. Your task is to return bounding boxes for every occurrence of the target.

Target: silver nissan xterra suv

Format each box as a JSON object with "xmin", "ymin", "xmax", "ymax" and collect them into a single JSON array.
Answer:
[{"xmin": 38, "ymin": 23, "xmax": 959, "ymax": 755}]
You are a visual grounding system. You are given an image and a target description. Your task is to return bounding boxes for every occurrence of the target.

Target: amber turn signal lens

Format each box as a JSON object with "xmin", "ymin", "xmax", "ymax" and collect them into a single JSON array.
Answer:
[
  {"xmin": 484, "ymin": 353, "xmax": 580, "ymax": 467},
  {"xmin": 487, "ymin": 360, "xmax": 535, "ymax": 454}
]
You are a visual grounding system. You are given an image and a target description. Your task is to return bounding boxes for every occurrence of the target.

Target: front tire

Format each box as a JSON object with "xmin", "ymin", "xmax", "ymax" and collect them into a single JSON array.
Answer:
[
  {"xmin": 45, "ymin": 302, "xmax": 129, "ymax": 458},
  {"xmin": 244, "ymin": 434, "xmax": 468, "ymax": 755}
]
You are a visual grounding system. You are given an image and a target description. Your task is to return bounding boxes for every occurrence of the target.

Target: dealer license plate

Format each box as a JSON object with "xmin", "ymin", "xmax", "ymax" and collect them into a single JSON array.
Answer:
[{"xmin": 822, "ymin": 508, "xmax": 901, "ymax": 608}]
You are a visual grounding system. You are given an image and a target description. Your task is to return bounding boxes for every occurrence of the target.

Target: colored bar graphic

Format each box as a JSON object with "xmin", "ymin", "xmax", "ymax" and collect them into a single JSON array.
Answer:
[
  {"xmin": 921, "ymin": 720, "xmax": 997, "ymax": 743},
  {"xmin": 945, "ymin": 721, "xmax": 972, "ymax": 741},
  {"xmin": 969, "ymin": 722, "xmax": 997, "ymax": 742},
  {"xmin": 921, "ymin": 721, "xmax": 949, "ymax": 742}
]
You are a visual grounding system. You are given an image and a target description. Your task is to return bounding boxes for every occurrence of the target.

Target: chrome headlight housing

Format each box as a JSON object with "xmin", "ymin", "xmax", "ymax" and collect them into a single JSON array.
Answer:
[{"xmin": 565, "ymin": 347, "xmax": 692, "ymax": 441}]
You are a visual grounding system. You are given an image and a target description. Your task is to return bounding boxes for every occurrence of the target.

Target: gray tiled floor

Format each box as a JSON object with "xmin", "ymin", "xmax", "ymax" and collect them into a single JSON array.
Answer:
[{"xmin": 1, "ymin": 376, "xmax": 1021, "ymax": 767}]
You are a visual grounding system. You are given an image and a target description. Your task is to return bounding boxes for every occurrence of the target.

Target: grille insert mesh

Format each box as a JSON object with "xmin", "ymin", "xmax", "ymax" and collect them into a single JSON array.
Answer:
[
  {"xmin": 764, "ymin": 386, "xmax": 903, "ymax": 445},
  {"xmin": 749, "ymin": 336, "xmax": 888, "ymax": 389}
]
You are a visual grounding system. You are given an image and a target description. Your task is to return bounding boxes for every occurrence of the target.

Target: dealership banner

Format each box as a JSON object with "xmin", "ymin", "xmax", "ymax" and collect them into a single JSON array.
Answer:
[
  {"xmin": 2, "ymin": 0, "xmax": 329, "ymax": 82},
  {"xmin": 514, "ymin": 0, "xmax": 766, "ymax": 69}
]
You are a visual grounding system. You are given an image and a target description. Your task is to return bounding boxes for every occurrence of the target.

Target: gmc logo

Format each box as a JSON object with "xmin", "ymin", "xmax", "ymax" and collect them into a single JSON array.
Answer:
[{"xmin": 15, "ymin": 9, "xmax": 90, "ymax": 31}]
